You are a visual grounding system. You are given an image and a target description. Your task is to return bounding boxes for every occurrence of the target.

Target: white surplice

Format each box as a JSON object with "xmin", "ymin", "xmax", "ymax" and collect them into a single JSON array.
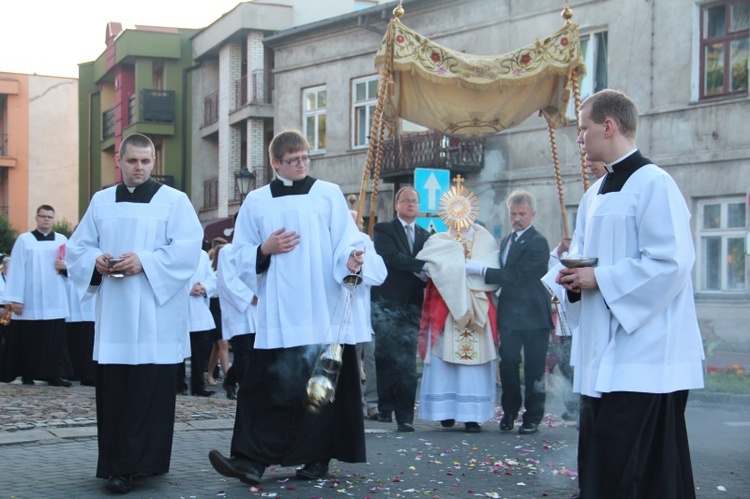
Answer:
[
  {"xmin": 188, "ymin": 250, "xmax": 217, "ymax": 333},
  {"xmin": 66, "ymin": 186, "xmax": 202, "ymax": 365},
  {"xmin": 230, "ymin": 180, "xmax": 363, "ymax": 349},
  {"xmin": 5, "ymin": 233, "xmax": 69, "ymax": 320},
  {"xmin": 216, "ymin": 243, "xmax": 257, "ymax": 340},
  {"xmin": 564, "ymin": 165, "xmax": 704, "ymax": 398}
]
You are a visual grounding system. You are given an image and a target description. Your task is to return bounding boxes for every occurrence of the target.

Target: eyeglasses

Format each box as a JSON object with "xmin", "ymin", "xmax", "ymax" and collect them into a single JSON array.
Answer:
[
  {"xmin": 397, "ymin": 199, "xmax": 419, "ymax": 205},
  {"xmin": 280, "ymin": 155, "xmax": 311, "ymax": 166},
  {"xmin": 36, "ymin": 215, "xmax": 54, "ymax": 220}
]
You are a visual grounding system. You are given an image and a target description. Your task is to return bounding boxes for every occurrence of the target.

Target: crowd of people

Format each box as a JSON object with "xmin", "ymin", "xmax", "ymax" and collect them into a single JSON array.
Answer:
[{"xmin": 0, "ymin": 89, "xmax": 705, "ymax": 498}]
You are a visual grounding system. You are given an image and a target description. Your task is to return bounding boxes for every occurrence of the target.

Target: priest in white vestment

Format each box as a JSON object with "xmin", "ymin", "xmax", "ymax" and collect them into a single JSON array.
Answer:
[
  {"xmin": 417, "ymin": 181, "xmax": 499, "ymax": 433},
  {"xmin": 555, "ymin": 90, "xmax": 704, "ymax": 498},
  {"xmin": 66, "ymin": 133, "xmax": 202, "ymax": 494},
  {"xmin": 209, "ymin": 130, "xmax": 365, "ymax": 485}
]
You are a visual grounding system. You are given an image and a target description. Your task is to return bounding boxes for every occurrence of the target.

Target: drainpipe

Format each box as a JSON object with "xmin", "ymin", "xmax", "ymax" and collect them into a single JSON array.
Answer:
[
  {"xmin": 87, "ymin": 89, "xmax": 101, "ymax": 208},
  {"xmin": 182, "ymin": 61, "xmax": 202, "ymax": 192}
]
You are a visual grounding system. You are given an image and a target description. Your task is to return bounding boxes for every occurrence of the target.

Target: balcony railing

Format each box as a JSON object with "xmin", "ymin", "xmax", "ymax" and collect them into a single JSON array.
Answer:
[
  {"xmin": 234, "ymin": 70, "xmax": 274, "ymax": 110},
  {"xmin": 128, "ymin": 94, "xmax": 136, "ymax": 126},
  {"xmin": 152, "ymin": 174, "xmax": 175, "ymax": 187},
  {"xmin": 204, "ymin": 178, "xmax": 218, "ymax": 209},
  {"xmin": 0, "ymin": 133, "xmax": 7, "ymax": 156},
  {"xmin": 141, "ymin": 89, "xmax": 175, "ymax": 123},
  {"xmin": 102, "ymin": 108, "xmax": 116, "ymax": 139},
  {"xmin": 379, "ymin": 131, "xmax": 484, "ymax": 179},
  {"xmin": 204, "ymin": 91, "xmax": 219, "ymax": 126}
]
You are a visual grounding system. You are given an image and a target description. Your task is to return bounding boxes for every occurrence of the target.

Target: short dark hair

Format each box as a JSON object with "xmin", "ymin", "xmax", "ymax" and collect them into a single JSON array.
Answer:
[
  {"xmin": 119, "ymin": 133, "xmax": 155, "ymax": 158},
  {"xmin": 580, "ymin": 89, "xmax": 638, "ymax": 139},
  {"xmin": 269, "ymin": 130, "xmax": 309, "ymax": 163},
  {"xmin": 37, "ymin": 204, "xmax": 55, "ymax": 215}
]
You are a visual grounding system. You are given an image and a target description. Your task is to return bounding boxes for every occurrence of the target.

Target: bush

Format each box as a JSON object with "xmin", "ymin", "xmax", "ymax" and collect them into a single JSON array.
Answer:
[
  {"xmin": 0, "ymin": 215, "xmax": 17, "ymax": 255},
  {"xmin": 705, "ymin": 364, "xmax": 750, "ymax": 394},
  {"xmin": 52, "ymin": 218, "xmax": 74, "ymax": 239}
]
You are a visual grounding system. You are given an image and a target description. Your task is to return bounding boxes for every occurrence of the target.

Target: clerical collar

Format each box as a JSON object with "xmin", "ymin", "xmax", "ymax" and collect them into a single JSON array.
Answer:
[
  {"xmin": 115, "ymin": 178, "xmax": 163, "ymax": 203},
  {"xmin": 598, "ymin": 149, "xmax": 652, "ymax": 195},
  {"xmin": 276, "ymin": 173, "xmax": 294, "ymax": 186},
  {"xmin": 270, "ymin": 176, "xmax": 316, "ymax": 198},
  {"xmin": 32, "ymin": 229, "xmax": 55, "ymax": 241}
]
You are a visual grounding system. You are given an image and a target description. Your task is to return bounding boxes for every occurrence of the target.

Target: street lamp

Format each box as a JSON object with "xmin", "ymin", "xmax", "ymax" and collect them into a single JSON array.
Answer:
[{"xmin": 235, "ymin": 167, "xmax": 255, "ymax": 202}]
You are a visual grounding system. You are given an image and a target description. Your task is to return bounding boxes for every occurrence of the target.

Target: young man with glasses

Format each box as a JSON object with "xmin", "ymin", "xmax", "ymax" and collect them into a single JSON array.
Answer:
[
  {"xmin": 209, "ymin": 129, "xmax": 366, "ymax": 484},
  {"xmin": 4, "ymin": 205, "xmax": 72, "ymax": 387}
]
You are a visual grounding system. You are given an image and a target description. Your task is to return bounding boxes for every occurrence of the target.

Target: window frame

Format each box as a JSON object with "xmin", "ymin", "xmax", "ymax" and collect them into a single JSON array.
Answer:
[
  {"xmin": 351, "ymin": 75, "xmax": 379, "ymax": 150},
  {"xmin": 567, "ymin": 29, "xmax": 608, "ymax": 121},
  {"xmin": 695, "ymin": 196, "xmax": 748, "ymax": 293},
  {"xmin": 302, "ymin": 85, "xmax": 327, "ymax": 153},
  {"xmin": 699, "ymin": 0, "xmax": 749, "ymax": 99}
]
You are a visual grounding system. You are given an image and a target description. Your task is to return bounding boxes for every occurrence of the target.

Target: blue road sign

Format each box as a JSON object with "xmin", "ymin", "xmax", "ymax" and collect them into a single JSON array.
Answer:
[
  {"xmin": 414, "ymin": 168, "xmax": 450, "ymax": 214},
  {"xmin": 416, "ymin": 216, "xmax": 447, "ymax": 234}
]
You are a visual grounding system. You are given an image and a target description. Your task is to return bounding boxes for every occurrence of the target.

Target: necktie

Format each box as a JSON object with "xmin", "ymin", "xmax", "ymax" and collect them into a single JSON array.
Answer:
[
  {"xmin": 405, "ymin": 224, "xmax": 414, "ymax": 253},
  {"xmin": 511, "ymin": 232, "xmax": 518, "ymax": 244}
]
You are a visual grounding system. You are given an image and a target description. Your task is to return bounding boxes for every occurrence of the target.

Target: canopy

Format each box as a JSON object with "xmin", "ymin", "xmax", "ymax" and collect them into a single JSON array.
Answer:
[{"xmin": 374, "ymin": 18, "xmax": 586, "ymax": 138}]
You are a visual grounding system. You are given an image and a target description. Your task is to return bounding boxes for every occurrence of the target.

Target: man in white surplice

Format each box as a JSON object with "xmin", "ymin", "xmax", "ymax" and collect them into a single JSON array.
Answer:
[
  {"xmin": 208, "ymin": 130, "xmax": 366, "ymax": 485},
  {"xmin": 66, "ymin": 133, "xmax": 202, "ymax": 494},
  {"xmin": 555, "ymin": 90, "xmax": 703, "ymax": 498}
]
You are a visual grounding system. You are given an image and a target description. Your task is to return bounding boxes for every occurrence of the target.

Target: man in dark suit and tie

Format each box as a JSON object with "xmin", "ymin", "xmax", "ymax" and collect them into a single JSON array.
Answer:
[
  {"xmin": 371, "ymin": 186, "xmax": 430, "ymax": 432},
  {"xmin": 467, "ymin": 190, "xmax": 553, "ymax": 434}
]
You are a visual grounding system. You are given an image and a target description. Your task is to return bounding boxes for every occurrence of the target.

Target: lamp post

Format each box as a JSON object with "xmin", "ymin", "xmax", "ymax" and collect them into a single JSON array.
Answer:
[{"xmin": 235, "ymin": 167, "xmax": 255, "ymax": 202}]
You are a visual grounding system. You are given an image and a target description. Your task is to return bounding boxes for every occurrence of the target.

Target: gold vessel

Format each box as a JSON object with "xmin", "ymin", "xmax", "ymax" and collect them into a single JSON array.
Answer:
[{"xmin": 0, "ymin": 303, "xmax": 12, "ymax": 326}]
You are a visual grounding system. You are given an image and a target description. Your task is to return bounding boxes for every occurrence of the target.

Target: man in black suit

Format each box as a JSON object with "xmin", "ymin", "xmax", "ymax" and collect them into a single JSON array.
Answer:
[
  {"xmin": 467, "ymin": 190, "xmax": 552, "ymax": 434},
  {"xmin": 371, "ymin": 186, "xmax": 430, "ymax": 432}
]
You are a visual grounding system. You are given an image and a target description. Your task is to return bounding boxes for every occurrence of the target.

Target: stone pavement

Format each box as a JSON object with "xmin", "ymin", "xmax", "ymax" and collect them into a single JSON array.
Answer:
[{"xmin": 1, "ymin": 376, "xmax": 749, "ymax": 498}]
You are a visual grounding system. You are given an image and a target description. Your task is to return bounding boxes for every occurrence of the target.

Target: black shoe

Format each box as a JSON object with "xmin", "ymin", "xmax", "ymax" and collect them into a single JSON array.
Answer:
[
  {"xmin": 440, "ymin": 419, "xmax": 455, "ymax": 428},
  {"xmin": 208, "ymin": 450, "xmax": 264, "ymax": 484},
  {"xmin": 499, "ymin": 415, "xmax": 514, "ymax": 432},
  {"xmin": 377, "ymin": 413, "xmax": 392, "ymax": 423},
  {"xmin": 397, "ymin": 422, "xmax": 415, "ymax": 432},
  {"xmin": 21, "ymin": 378, "xmax": 35, "ymax": 385},
  {"xmin": 106, "ymin": 474, "xmax": 132, "ymax": 493},
  {"xmin": 192, "ymin": 389, "xmax": 215, "ymax": 397},
  {"xmin": 295, "ymin": 460, "xmax": 330, "ymax": 480},
  {"xmin": 223, "ymin": 383, "xmax": 237, "ymax": 400},
  {"xmin": 48, "ymin": 377, "xmax": 72, "ymax": 387},
  {"xmin": 81, "ymin": 380, "xmax": 96, "ymax": 387},
  {"xmin": 561, "ymin": 411, "xmax": 579, "ymax": 422},
  {"xmin": 464, "ymin": 422, "xmax": 481, "ymax": 433},
  {"xmin": 518, "ymin": 422, "xmax": 539, "ymax": 434}
]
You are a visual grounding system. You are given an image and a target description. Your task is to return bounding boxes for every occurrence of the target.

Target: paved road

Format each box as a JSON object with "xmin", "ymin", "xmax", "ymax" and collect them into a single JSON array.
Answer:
[{"xmin": 1, "ymin": 382, "xmax": 748, "ymax": 498}]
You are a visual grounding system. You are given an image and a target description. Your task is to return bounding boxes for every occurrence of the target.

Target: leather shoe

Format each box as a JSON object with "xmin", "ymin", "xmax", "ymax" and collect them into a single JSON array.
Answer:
[
  {"xmin": 464, "ymin": 422, "xmax": 481, "ymax": 433},
  {"xmin": 223, "ymin": 383, "xmax": 237, "ymax": 400},
  {"xmin": 48, "ymin": 377, "xmax": 72, "ymax": 387},
  {"xmin": 518, "ymin": 422, "xmax": 539, "ymax": 434},
  {"xmin": 561, "ymin": 411, "xmax": 579, "ymax": 422},
  {"xmin": 365, "ymin": 410, "xmax": 380, "ymax": 421},
  {"xmin": 208, "ymin": 449, "xmax": 264, "ymax": 484},
  {"xmin": 397, "ymin": 422, "xmax": 415, "ymax": 432},
  {"xmin": 106, "ymin": 474, "xmax": 132, "ymax": 493},
  {"xmin": 192, "ymin": 389, "xmax": 215, "ymax": 397},
  {"xmin": 499, "ymin": 415, "xmax": 514, "ymax": 432},
  {"xmin": 295, "ymin": 459, "xmax": 330, "ymax": 480},
  {"xmin": 377, "ymin": 413, "xmax": 392, "ymax": 423},
  {"xmin": 440, "ymin": 419, "xmax": 455, "ymax": 428},
  {"xmin": 21, "ymin": 378, "xmax": 35, "ymax": 385}
]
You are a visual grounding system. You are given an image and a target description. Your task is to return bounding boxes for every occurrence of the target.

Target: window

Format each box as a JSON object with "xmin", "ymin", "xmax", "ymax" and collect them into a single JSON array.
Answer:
[
  {"xmin": 303, "ymin": 86, "xmax": 326, "ymax": 152},
  {"xmin": 700, "ymin": 0, "xmax": 749, "ymax": 99},
  {"xmin": 697, "ymin": 197, "xmax": 747, "ymax": 292},
  {"xmin": 567, "ymin": 31, "xmax": 608, "ymax": 120},
  {"xmin": 352, "ymin": 76, "xmax": 379, "ymax": 149}
]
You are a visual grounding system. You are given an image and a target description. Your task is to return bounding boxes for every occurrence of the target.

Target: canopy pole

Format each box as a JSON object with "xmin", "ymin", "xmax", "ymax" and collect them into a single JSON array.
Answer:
[{"xmin": 547, "ymin": 118, "xmax": 570, "ymax": 238}]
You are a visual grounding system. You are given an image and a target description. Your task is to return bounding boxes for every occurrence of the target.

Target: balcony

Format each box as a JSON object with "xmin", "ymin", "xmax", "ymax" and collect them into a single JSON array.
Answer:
[
  {"xmin": 204, "ymin": 177, "xmax": 218, "ymax": 210},
  {"xmin": 204, "ymin": 91, "xmax": 219, "ymax": 126},
  {"xmin": 102, "ymin": 108, "xmax": 116, "ymax": 139},
  {"xmin": 378, "ymin": 131, "xmax": 484, "ymax": 180},
  {"xmin": 0, "ymin": 133, "xmax": 7, "ymax": 156},
  {"xmin": 234, "ymin": 70, "xmax": 274, "ymax": 110},
  {"xmin": 152, "ymin": 174, "xmax": 175, "ymax": 187},
  {"xmin": 140, "ymin": 89, "xmax": 175, "ymax": 123}
]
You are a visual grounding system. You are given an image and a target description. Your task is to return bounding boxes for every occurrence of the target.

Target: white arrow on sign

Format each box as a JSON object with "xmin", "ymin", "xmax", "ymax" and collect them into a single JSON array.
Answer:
[{"xmin": 424, "ymin": 172, "xmax": 442, "ymax": 211}]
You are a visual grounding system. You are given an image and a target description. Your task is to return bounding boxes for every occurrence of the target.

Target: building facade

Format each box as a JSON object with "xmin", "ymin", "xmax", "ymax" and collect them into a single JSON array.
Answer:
[
  {"xmin": 263, "ymin": 0, "xmax": 749, "ymax": 349},
  {"xmin": 0, "ymin": 72, "xmax": 78, "ymax": 234},
  {"xmin": 77, "ymin": 22, "xmax": 198, "ymax": 217}
]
